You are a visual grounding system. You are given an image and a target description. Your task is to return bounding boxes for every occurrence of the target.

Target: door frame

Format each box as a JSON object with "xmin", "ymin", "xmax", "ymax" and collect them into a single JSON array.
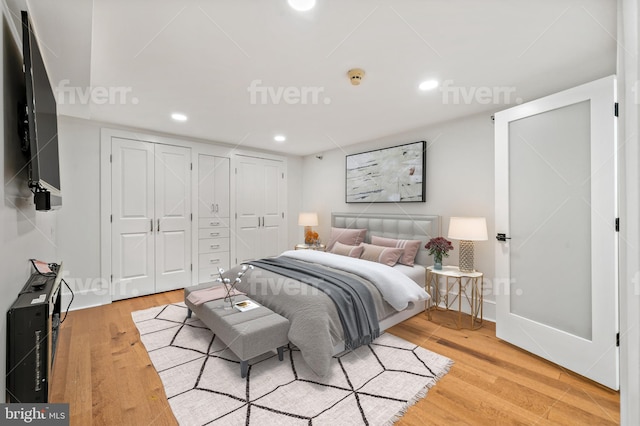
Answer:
[{"xmin": 494, "ymin": 75, "xmax": 619, "ymax": 389}]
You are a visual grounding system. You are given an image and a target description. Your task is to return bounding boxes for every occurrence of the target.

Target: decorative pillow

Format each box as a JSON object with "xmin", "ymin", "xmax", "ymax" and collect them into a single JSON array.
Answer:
[
  {"xmin": 326, "ymin": 227, "xmax": 367, "ymax": 251},
  {"xmin": 371, "ymin": 236, "xmax": 422, "ymax": 266},
  {"xmin": 330, "ymin": 241, "xmax": 364, "ymax": 258},
  {"xmin": 359, "ymin": 243, "xmax": 404, "ymax": 267}
]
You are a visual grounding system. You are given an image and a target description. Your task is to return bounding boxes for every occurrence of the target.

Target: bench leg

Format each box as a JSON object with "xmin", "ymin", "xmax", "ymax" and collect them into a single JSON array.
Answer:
[
  {"xmin": 277, "ymin": 346, "xmax": 284, "ymax": 361},
  {"xmin": 240, "ymin": 360, "xmax": 249, "ymax": 378},
  {"xmin": 186, "ymin": 308, "xmax": 192, "ymax": 319}
]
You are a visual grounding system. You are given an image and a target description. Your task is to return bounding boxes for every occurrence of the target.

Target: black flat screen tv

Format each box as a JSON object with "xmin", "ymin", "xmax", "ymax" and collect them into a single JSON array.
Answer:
[{"xmin": 21, "ymin": 10, "xmax": 61, "ymax": 210}]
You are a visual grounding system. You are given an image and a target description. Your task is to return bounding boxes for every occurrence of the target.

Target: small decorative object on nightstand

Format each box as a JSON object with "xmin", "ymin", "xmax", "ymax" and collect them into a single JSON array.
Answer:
[
  {"xmin": 426, "ymin": 265, "xmax": 483, "ymax": 330},
  {"xmin": 425, "ymin": 237, "xmax": 453, "ymax": 270},
  {"xmin": 299, "ymin": 212, "xmax": 320, "ymax": 245}
]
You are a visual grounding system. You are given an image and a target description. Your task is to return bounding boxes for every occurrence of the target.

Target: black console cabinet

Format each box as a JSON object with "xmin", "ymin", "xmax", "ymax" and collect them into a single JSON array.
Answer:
[{"xmin": 6, "ymin": 272, "xmax": 61, "ymax": 403}]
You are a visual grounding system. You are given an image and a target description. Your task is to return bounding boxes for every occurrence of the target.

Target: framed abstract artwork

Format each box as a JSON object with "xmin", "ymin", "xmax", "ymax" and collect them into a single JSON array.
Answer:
[{"xmin": 345, "ymin": 141, "xmax": 426, "ymax": 203}]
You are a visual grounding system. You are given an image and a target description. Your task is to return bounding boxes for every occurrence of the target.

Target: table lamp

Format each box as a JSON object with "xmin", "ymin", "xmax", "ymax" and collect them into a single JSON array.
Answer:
[
  {"xmin": 298, "ymin": 212, "xmax": 318, "ymax": 245},
  {"xmin": 447, "ymin": 217, "xmax": 488, "ymax": 273}
]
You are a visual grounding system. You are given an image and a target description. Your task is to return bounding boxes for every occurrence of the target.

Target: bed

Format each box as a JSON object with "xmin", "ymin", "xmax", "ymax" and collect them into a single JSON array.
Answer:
[{"xmin": 229, "ymin": 212, "xmax": 441, "ymax": 376}]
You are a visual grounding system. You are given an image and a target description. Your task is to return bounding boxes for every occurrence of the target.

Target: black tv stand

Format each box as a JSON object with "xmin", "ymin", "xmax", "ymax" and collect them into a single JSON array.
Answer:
[{"xmin": 6, "ymin": 270, "xmax": 62, "ymax": 403}]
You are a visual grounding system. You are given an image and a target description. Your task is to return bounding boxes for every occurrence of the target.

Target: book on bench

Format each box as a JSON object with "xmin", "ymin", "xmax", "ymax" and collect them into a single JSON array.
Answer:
[{"xmin": 234, "ymin": 300, "xmax": 260, "ymax": 312}]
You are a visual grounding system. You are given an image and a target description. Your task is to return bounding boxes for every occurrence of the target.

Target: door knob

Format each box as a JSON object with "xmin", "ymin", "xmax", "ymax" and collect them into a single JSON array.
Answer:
[{"xmin": 496, "ymin": 233, "xmax": 511, "ymax": 242}]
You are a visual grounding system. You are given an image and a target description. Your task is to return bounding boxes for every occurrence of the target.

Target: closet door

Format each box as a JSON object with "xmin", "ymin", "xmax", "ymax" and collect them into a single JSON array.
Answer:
[
  {"xmin": 155, "ymin": 144, "xmax": 192, "ymax": 292},
  {"xmin": 111, "ymin": 138, "xmax": 155, "ymax": 300},
  {"xmin": 261, "ymin": 160, "xmax": 283, "ymax": 258},
  {"xmin": 236, "ymin": 157, "xmax": 263, "ymax": 263},
  {"xmin": 198, "ymin": 154, "xmax": 230, "ymax": 282},
  {"xmin": 235, "ymin": 155, "xmax": 285, "ymax": 263}
]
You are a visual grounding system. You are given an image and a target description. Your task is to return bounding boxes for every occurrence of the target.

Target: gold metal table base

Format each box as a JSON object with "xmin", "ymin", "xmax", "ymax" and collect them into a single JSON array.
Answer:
[{"xmin": 425, "ymin": 266, "xmax": 483, "ymax": 330}]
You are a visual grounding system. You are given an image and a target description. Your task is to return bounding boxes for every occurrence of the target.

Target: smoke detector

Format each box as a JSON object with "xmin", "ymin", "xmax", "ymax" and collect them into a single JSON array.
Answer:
[{"xmin": 347, "ymin": 68, "xmax": 365, "ymax": 85}]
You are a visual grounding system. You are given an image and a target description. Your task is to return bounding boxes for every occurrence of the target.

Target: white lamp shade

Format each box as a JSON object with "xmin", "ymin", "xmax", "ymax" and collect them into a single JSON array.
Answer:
[
  {"xmin": 447, "ymin": 217, "xmax": 488, "ymax": 241},
  {"xmin": 298, "ymin": 212, "xmax": 318, "ymax": 227}
]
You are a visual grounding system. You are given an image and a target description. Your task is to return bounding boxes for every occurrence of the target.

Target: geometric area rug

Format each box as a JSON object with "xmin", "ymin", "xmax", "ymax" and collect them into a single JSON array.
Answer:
[{"xmin": 132, "ymin": 303, "xmax": 453, "ymax": 426}]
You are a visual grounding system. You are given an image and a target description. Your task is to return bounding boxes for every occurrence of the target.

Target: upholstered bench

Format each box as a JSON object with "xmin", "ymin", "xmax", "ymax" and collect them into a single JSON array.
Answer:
[{"xmin": 184, "ymin": 284, "xmax": 290, "ymax": 378}]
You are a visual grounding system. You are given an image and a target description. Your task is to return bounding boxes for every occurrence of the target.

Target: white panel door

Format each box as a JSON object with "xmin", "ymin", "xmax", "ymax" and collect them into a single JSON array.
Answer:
[
  {"xmin": 111, "ymin": 138, "xmax": 155, "ymax": 300},
  {"xmin": 155, "ymin": 144, "xmax": 192, "ymax": 292},
  {"xmin": 261, "ymin": 160, "xmax": 283, "ymax": 258},
  {"xmin": 495, "ymin": 76, "xmax": 618, "ymax": 389},
  {"xmin": 213, "ymin": 157, "xmax": 230, "ymax": 218},
  {"xmin": 198, "ymin": 155, "xmax": 230, "ymax": 219},
  {"xmin": 235, "ymin": 157, "xmax": 262, "ymax": 263}
]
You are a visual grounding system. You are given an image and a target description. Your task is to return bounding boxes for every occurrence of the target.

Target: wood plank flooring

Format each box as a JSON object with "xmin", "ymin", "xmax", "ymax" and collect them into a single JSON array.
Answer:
[{"xmin": 50, "ymin": 290, "xmax": 619, "ymax": 425}]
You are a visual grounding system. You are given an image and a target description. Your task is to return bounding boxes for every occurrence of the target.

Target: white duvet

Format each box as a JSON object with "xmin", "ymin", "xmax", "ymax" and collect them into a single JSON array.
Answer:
[{"xmin": 280, "ymin": 250, "xmax": 430, "ymax": 311}]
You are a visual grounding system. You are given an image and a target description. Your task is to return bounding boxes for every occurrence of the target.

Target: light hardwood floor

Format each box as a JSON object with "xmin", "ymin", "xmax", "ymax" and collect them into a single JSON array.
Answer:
[{"xmin": 50, "ymin": 290, "xmax": 620, "ymax": 425}]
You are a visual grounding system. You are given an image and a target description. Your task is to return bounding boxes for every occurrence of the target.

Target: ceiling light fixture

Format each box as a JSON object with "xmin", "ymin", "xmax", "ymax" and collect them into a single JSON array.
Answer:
[
  {"xmin": 274, "ymin": 135, "xmax": 286, "ymax": 142},
  {"xmin": 288, "ymin": 0, "xmax": 316, "ymax": 12},
  {"xmin": 171, "ymin": 113, "xmax": 188, "ymax": 122},
  {"xmin": 419, "ymin": 80, "xmax": 439, "ymax": 91}
]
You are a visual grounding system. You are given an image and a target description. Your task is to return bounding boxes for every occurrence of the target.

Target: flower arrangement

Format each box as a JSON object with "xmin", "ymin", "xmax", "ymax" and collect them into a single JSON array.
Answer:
[
  {"xmin": 215, "ymin": 264, "xmax": 254, "ymax": 309},
  {"xmin": 305, "ymin": 229, "xmax": 319, "ymax": 245},
  {"xmin": 425, "ymin": 237, "xmax": 453, "ymax": 268}
]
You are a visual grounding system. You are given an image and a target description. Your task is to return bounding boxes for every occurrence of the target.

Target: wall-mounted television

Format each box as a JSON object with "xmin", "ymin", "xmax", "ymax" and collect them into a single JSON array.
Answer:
[{"xmin": 21, "ymin": 10, "xmax": 61, "ymax": 210}]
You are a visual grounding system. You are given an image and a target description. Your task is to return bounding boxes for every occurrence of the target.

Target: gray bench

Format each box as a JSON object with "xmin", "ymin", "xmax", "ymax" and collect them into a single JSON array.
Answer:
[{"xmin": 184, "ymin": 284, "xmax": 290, "ymax": 378}]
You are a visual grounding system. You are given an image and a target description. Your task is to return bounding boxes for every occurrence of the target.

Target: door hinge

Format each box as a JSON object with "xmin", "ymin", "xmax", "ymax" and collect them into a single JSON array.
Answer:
[
  {"xmin": 282, "ymin": 172, "xmax": 285, "ymax": 179},
  {"xmin": 190, "ymin": 213, "xmax": 193, "ymax": 221},
  {"xmin": 110, "ymin": 274, "xmax": 113, "ymax": 282},
  {"xmin": 235, "ymin": 212, "xmax": 238, "ymax": 219},
  {"xmin": 282, "ymin": 212, "xmax": 284, "ymax": 219},
  {"xmin": 190, "ymin": 163, "xmax": 193, "ymax": 170},
  {"xmin": 616, "ymin": 332, "xmax": 620, "ymax": 347},
  {"xmin": 614, "ymin": 102, "xmax": 619, "ymax": 117},
  {"xmin": 235, "ymin": 168, "xmax": 238, "ymax": 175},
  {"xmin": 615, "ymin": 218, "xmax": 620, "ymax": 232},
  {"xmin": 190, "ymin": 264, "xmax": 193, "ymax": 271},
  {"xmin": 110, "ymin": 214, "xmax": 113, "ymax": 223},
  {"xmin": 110, "ymin": 154, "xmax": 112, "ymax": 163}
]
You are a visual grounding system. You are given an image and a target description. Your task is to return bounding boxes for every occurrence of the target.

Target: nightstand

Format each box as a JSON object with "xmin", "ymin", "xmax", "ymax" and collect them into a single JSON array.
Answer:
[
  {"xmin": 294, "ymin": 243, "xmax": 326, "ymax": 251},
  {"xmin": 426, "ymin": 265, "xmax": 483, "ymax": 330}
]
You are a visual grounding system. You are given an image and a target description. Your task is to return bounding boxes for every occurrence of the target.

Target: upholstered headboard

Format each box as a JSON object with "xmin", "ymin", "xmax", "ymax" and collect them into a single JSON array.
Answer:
[{"xmin": 331, "ymin": 212, "xmax": 441, "ymax": 267}]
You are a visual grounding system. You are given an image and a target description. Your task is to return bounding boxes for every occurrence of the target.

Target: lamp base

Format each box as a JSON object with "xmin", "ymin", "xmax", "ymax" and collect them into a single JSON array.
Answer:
[{"xmin": 459, "ymin": 240, "xmax": 475, "ymax": 273}]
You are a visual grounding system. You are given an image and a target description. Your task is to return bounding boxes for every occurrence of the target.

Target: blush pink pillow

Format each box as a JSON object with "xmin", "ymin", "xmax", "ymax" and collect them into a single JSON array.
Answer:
[
  {"xmin": 371, "ymin": 236, "xmax": 422, "ymax": 266},
  {"xmin": 326, "ymin": 227, "xmax": 367, "ymax": 251},
  {"xmin": 359, "ymin": 243, "xmax": 404, "ymax": 267},
  {"xmin": 330, "ymin": 241, "xmax": 364, "ymax": 258}
]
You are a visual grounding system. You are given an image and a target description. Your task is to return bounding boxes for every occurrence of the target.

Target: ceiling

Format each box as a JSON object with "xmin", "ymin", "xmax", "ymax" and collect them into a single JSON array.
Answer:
[{"xmin": 15, "ymin": 0, "xmax": 616, "ymax": 156}]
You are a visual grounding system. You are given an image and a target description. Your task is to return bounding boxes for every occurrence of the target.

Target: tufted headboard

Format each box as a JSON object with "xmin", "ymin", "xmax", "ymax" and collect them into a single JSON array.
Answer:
[{"xmin": 331, "ymin": 212, "xmax": 441, "ymax": 267}]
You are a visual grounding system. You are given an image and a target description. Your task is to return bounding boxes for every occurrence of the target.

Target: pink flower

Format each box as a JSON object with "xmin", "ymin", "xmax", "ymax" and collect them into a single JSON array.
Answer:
[{"xmin": 425, "ymin": 237, "xmax": 453, "ymax": 258}]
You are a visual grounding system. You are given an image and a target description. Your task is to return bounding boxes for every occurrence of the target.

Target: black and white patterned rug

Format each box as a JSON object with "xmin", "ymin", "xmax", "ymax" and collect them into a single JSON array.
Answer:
[{"xmin": 132, "ymin": 303, "xmax": 453, "ymax": 425}]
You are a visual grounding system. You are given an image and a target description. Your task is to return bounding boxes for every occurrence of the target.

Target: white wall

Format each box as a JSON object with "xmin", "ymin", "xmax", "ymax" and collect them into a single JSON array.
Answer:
[
  {"xmin": 301, "ymin": 112, "xmax": 497, "ymax": 319},
  {"xmin": 1, "ymin": 5, "xmax": 58, "ymax": 398},
  {"xmin": 57, "ymin": 115, "xmax": 304, "ymax": 310},
  {"xmin": 56, "ymin": 117, "xmax": 104, "ymax": 308},
  {"xmin": 618, "ymin": 0, "xmax": 640, "ymax": 423}
]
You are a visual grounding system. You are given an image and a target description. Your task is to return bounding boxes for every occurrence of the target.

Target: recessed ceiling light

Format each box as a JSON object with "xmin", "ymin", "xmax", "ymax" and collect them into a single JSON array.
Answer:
[
  {"xmin": 274, "ymin": 135, "xmax": 286, "ymax": 142},
  {"xmin": 288, "ymin": 0, "xmax": 316, "ymax": 12},
  {"xmin": 419, "ymin": 80, "xmax": 439, "ymax": 91},
  {"xmin": 171, "ymin": 113, "xmax": 188, "ymax": 122}
]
